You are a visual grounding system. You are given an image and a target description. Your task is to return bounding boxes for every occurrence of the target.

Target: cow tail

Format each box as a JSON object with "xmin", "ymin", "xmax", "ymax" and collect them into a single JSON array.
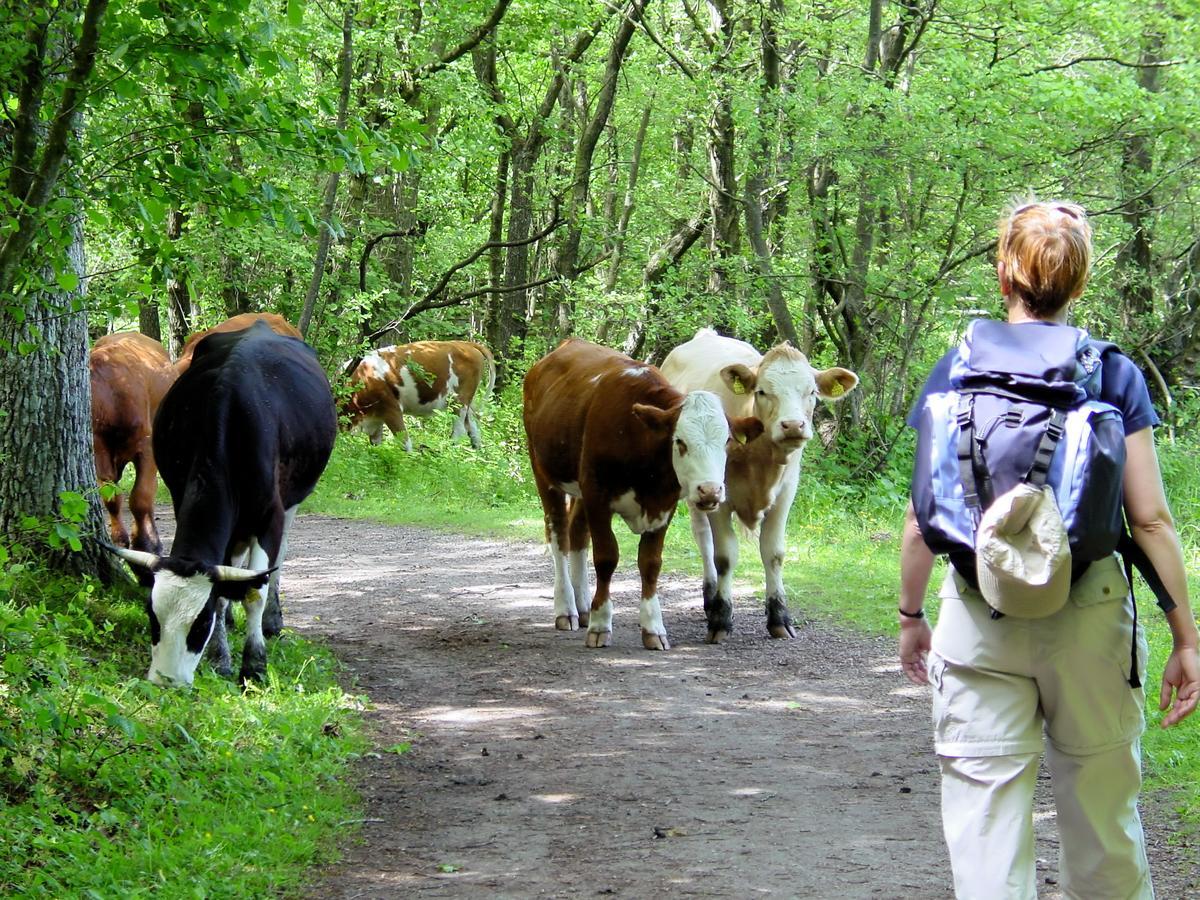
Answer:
[{"xmin": 475, "ymin": 342, "xmax": 497, "ymax": 398}]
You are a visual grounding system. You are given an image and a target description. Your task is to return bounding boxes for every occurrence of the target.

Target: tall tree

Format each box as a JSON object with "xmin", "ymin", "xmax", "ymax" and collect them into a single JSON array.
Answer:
[{"xmin": 0, "ymin": 0, "xmax": 116, "ymax": 576}]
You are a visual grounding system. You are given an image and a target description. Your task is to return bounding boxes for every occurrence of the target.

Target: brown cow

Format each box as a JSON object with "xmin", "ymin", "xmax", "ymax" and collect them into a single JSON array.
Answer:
[
  {"xmin": 344, "ymin": 340, "xmax": 495, "ymax": 451},
  {"xmin": 90, "ymin": 333, "xmax": 177, "ymax": 553},
  {"xmin": 523, "ymin": 339, "xmax": 760, "ymax": 650},
  {"xmin": 175, "ymin": 312, "xmax": 302, "ymax": 374}
]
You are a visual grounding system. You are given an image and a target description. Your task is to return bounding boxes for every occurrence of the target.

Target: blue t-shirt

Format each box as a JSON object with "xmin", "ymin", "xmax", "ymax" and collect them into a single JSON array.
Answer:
[{"xmin": 907, "ymin": 323, "xmax": 1160, "ymax": 435}]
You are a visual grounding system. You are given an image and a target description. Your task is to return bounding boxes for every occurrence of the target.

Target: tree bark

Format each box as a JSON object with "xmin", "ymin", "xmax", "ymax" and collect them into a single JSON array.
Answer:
[
  {"xmin": 299, "ymin": 0, "xmax": 356, "ymax": 338},
  {"xmin": 164, "ymin": 207, "xmax": 191, "ymax": 357},
  {"xmin": 0, "ymin": 0, "xmax": 116, "ymax": 577},
  {"xmin": 604, "ymin": 103, "xmax": 653, "ymax": 292},
  {"xmin": 550, "ymin": 0, "xmax": 648, "ymax": 340},
  {"xmin": 704, "ymin": 0, "xmax": 739, "ymax": 298},
  {"xmin": 744, "ymin": 0, "xmax": 799, "ymax": 346},
  {"xmin": 625, "ymin": 207, "xmax": 709, "ymax": 359}
]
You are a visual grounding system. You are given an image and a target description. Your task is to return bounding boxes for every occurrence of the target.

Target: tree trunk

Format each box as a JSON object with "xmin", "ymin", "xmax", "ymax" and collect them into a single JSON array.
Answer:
[
  {"xmin": 1116, "ymin": 34, "xmax": 1163, "ymax": 328},
  {"xmin": 164, "ymin": 207, "xmax": 191, "ymax": 358},
  {"xmin": 220, "ymin": 138, "xmax": 250, "ymax": 318},
  {"xmin": 604, "ymin": 103, "xmax": 652, "ymax": 293},
  {"xmin": 744, "ymin": 0, "xmax": 799, "ymax": 347},
  {"xmin": 704, "ymin": 0, "xmax": 739, "ymax": 298},
  {"xmin": 0, "ymin": 0, "xmax": 117, "ymax": 578},
  {"xmin": 625, "ymin": 207, "xmax": 709, "ymax": 359},
  {"xmin": 299, "ymin": 0, "xmax": 356, "ymax": 338},
  {"xmin": 139, "ymin": 299, "xmax": 162, "ymax": 341},
  {"xmin": 549, "ymin": 0, "xmax": 647, "ymax": 340}
]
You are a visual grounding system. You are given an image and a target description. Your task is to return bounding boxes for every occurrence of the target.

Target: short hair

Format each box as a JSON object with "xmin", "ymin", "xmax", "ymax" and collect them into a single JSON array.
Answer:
[{"xmin": 997, "ymin": 200, "xmax": 1093, "ymax": 318}]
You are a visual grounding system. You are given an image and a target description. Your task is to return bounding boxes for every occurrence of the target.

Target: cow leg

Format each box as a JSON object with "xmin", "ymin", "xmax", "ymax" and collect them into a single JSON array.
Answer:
[
  {"xmin": 464, "ymin": 404, "xmax": 483, "ymax": 449},
  {"xmin": 95, "ymin": 446, "xmax": 130, "ymax": 548},
  {"xmin": 760, "ymin": 462, "xmax": 800, "ymax": 639},
  {"xmin": 637, "ymin": 526, "xmax": 670, "ymax": 651},
  {"xmin": 261, "ymin": 505, "xmax": 297, "ymax": 638},
  {"xmin": 705, "ymin": 509, "xmax": 739, "ymax": 644},
  {"xmin": 688, "ymin": 505, "xmax": 719, "ymax": 615},
  {"xmin": 239, "ymin": 539, "xmax": 273, "ymax": 684},
  {"xmin": 566, "ymin": 499, "xmax": 591, "ymax": 627},
  {"xmin": 128, "ymin": 445, "xmax": 162, "ymax": 554},
  {"xmin": 585, "ymin": 510, "xmax": 618, "ymax": 649},
  {"xmin": 362, "ymin": 417, "xmax": 386, "ymax": 445},
  {"xmin": 450, "ymin": 405, "xmax": 470, "ymax": 443},
  {"xmin": 531, "ymin": 467, "xmax": 579, "ymax": 630},
  {"xmin": 207, "ymin": 598, "xmax": 234, "ymax": 677},
  {"xmin": 382, "ymin": 406, "xmax": 412, "ymax": 452}
]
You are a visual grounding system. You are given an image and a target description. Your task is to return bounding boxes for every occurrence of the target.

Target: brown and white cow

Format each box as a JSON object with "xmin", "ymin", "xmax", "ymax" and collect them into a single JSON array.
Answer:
[
  {"xmin": 524, "ymin": 339, "xmax": 760, "ymax": 650},
  {"xmin": 344, "ymin": 340, "xmax": 495, "ymax": 451},
  {"xmin": 91, "ymin": 333, "xmax": 178, "ymax": 554},
  {"xmin": 660, "ymin": 328, "xmax": 858, "ymax": 643},
  {"xmin": 175, "ymin": 312, "xmax": 302, "ymax": 374}
]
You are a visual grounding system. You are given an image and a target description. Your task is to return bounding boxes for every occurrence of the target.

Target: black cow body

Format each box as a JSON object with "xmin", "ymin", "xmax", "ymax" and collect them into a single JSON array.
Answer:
[{"xmin": 116, "ymin": 321, "xmax": 336, "ymax": 685}]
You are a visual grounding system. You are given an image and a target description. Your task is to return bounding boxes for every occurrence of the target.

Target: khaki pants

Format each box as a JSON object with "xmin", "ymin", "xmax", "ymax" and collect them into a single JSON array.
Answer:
[{"xmin": 928, "ymin": 555, "xmax": 1152, "ymax": 900}]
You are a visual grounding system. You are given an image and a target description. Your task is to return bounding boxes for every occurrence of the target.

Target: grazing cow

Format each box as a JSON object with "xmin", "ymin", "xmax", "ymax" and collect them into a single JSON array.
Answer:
[
  {"xmin": 109, "ymin": 321, "xmax": 336, "ymax": 686},
  {"xmin": 176, "ymin": 312, "xmax": 304, "ymax": 636},
  {"xmin": 90, "ymin": 333, "xmax": 177, "ymax": 554},
  {"xmin": 523, "ymin": 339, "xmax": 760, "ymax": 650},
  {"xmin": 175, "ymin": 312, "xmax": 302, "ymax": 373},
  {"xmin": 343, "ymin": 340, "xmax": 495, "ymax": 450},
  {"xmin": 660, "ymin": 329, "xmax": 858, "ymax": 643}
]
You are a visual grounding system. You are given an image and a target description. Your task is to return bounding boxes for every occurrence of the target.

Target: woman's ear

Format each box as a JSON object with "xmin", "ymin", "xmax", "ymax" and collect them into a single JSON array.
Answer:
[{"xmin": 997, "ymin": 260, "xmax": 1012, "ymax": 297}]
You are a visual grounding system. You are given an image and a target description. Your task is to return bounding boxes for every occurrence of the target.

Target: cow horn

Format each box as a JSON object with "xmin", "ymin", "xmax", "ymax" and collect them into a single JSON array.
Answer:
[
  {"xmin": 109, "ymin": 546, "xmax": 160, "ymax": 570},
  {"xmin": 212, "ymin": 565, "xmax": 275, "ymax": 582}
]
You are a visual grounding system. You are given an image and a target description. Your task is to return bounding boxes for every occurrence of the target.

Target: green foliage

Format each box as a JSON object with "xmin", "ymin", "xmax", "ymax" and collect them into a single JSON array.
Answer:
[{"xmin": 0, "ymin": 547, "xmax": 365, "ymax": 896}]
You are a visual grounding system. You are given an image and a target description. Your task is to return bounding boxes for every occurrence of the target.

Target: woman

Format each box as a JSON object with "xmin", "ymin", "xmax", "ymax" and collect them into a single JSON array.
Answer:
[{"xmin": 899, "ymin": 200, "xmax": 1199, "ymax": 898}]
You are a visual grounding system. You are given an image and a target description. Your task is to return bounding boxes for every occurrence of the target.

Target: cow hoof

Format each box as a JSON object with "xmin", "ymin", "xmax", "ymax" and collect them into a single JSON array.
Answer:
[
  {"xmin": 642, "ymin": 631, "xmax": 670, "ymax": 651},
  {"xmin": 239, "ymin": 666, "xmax": 266, "ymax": 686},
  {"xmin": 768, "ymin": 622, "xmax": 797, "ymax": 639},
  {"xmin": 585, "ymin": 630, "xmax": 611, "ymax": 649},
  {"xmin": 577, "ymin": 610, "xmax": 590, "ymax": 628},
  {"xmin": 706, "ymin": 628, "xmax": 728, "ymax": 645},
  {"xmin": 555, "ymin": 615, "xmax": 578, "ymax": 631}
]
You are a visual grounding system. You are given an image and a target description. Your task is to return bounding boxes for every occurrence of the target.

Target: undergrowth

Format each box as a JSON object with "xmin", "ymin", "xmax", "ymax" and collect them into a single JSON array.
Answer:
[
  {"xmin": 0, "ymin": 538, "xmax": 366, "ymax": 896},
  {"xmin": 308, "ymin": 399, "xmax": 1200, "ymax": 835}
]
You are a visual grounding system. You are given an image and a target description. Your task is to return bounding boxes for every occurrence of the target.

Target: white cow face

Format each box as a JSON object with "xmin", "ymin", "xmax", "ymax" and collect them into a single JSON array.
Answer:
[
  {"xmin": 723, "ymin": 347, "xmax": 858, "ymax": 449},
  {"xmin": 146, "ymin": 570, "xmax": 219, "ymax": 686},
  {"xmin": 667, "ymin": 391, "xmax": 731, "ymax": 511},
  {"xmin": 111, "ymin": 549, "xmax": 271, "ymax": 687}
]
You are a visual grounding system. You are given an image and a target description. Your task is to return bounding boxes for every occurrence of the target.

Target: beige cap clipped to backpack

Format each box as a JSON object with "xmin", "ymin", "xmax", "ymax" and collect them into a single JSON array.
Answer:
[{"xmin": 975, "ymin": 483, "xmax": 1072, "ymax": 617}]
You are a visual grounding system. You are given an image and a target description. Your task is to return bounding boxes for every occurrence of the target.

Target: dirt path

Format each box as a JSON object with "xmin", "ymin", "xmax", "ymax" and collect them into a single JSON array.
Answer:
[{"xmin": 266, "ymin": 515, "xmax": 1196, "ymax": 899}]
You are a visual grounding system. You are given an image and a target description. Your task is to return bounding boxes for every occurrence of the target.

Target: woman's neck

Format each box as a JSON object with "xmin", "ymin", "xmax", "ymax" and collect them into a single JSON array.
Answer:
[{"xmin": 1004, "ymin": 295, "xmax": 1069, "ymax": 325}]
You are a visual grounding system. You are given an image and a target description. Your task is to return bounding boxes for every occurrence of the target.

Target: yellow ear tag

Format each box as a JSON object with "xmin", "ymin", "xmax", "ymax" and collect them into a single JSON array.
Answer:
[
  {"xmin": 731, "ymin": 379, "xmax": 746, "ymax": 395},
  {"xmin": 829, "ymin": 381, "xmax": 845, "ymax": 397}
]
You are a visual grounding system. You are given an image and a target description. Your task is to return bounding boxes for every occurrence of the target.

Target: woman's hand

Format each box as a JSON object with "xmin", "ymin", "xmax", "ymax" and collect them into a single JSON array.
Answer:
[
  {"xmin": 1159, "ymin": 645, "xmax": 1200, "ymax": 728},
  {"xmin": 899, "ymin": 617, "xmax": 933, "ymax": 686}
]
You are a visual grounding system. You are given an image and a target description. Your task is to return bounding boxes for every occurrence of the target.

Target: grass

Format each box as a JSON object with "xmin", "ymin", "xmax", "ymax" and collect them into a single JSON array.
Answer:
[
  {"xmin": 308, "ymin": 402, "xmax": 1200, "ymax": 836},
  {"xmin": 0, "ymin": 551, "xmax": 367, "ymax": 897}
]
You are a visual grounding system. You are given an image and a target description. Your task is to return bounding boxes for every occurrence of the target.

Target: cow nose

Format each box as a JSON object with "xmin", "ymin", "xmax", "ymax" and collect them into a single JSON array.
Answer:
[
  {"xmin": 778, "ymin": 420, "xmax": 811, "ymax": 441},
  {"xmin": 693, "ymin": 483, "xmax": 723, "ymax": 511}
]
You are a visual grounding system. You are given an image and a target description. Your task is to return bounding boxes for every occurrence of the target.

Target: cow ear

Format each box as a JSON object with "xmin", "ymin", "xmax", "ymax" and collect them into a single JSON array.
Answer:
[
  {"xmin": 728, "ymin": 416, "xmax": 764, "ymax": 445},
  {"xmin": 720, "ymin": 364, "xmax": 756, "ymax": 396},
  {"xmin": 632, "ymin": 402, "xmax": 677, "ymax": 435},
  {"xmin": 816, "ymin": 367, "xmax": 858, "ymax": 401}
]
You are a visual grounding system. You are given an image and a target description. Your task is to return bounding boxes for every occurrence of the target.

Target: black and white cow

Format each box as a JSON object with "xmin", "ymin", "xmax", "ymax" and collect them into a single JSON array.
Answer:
[{"xmin": 110, "ymin": 321, "xmax": 336, "ymax": 686}]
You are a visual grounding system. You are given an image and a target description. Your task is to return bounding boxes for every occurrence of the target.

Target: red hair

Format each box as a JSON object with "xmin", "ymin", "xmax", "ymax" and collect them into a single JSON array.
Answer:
[{"xmin": 997, "ymin": 200, "xmax": 1092, "ymax": 318}]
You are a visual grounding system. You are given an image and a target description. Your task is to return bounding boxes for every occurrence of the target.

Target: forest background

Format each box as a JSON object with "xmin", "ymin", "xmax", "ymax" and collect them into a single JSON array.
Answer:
[{"xmin": 2, "ymin": 0, "xmax": 1200, "ymax": 893}]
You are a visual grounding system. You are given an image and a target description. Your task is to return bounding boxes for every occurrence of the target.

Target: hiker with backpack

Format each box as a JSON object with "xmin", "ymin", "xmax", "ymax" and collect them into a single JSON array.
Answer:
[{"xmin": 899, "ymin": 199, "xmax": 1200, "ymax": 898}]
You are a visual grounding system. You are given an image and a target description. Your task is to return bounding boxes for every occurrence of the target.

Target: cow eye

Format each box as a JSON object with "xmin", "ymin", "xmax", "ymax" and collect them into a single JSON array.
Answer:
[
  {"xmin": 675, "ymin": 439, "xmax": 688, "ymax": 454},
  {"xmin": 755, "ymin": 388, "xmax": 766, "ymax": 397}
]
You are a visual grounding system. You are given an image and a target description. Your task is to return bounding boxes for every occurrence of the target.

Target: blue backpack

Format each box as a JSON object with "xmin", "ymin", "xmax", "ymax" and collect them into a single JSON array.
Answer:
[
  {"xmin": 911, "ymin": 319, "xmax": 1126, "ymax": 584},
  {"xmin": 911, "ymin": 319, "xmax": 1176, "ymax": 687}
]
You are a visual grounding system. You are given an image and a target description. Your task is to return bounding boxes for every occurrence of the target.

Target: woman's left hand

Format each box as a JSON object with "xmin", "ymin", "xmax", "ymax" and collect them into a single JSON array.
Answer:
[{"xmin": 1159, "ymin": 646, "xmax": 1200, "ymax": 728}]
